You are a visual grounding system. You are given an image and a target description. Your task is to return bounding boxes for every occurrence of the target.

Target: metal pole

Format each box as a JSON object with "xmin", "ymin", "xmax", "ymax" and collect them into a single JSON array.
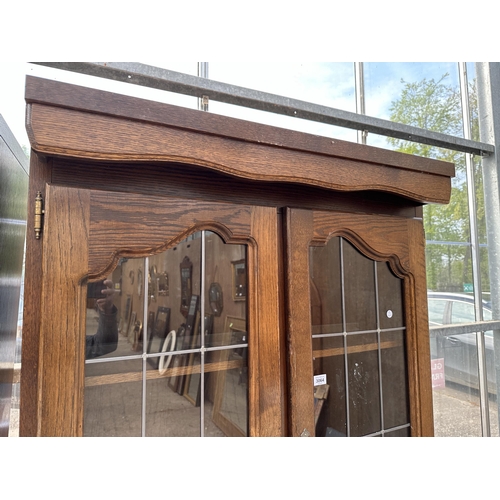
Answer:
[
  {"xmin": 198, "ymin": 62, "xmax": 209, "ymax": 112},
  {"xmin": 198, "ymin": 63, "xmax": 208, "ymax": 437},
  {"xmin": 142, "ymin": 256, "xmax": 149, "ymax": 437},
  {"xmin": 459, "ymin": 63, "xmax": 490, "ymax": 435},
  {"xmin": 200, "ymin": 231, "xmax": 206, "ymax": 437},
  {"xmin": 354, "ymin": 62, "xmax": 367, "ymax": 145},
  {"xmin": 476, "ymin": 62, "xmax": 500, "ymax": 433}
]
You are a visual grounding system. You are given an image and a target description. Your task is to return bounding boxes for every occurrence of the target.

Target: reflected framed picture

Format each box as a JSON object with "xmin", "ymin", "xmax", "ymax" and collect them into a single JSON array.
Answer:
[
  {"xmin": 147, "ymin": 307, "xmax": 171, "ymax": 368},
  {"xmin": 148, "ymin": 266, "xmax": 156, "ymax": 304},
  {"xmin": 176, "ymin": 295, "xmax": 199, "ymax": 395},
  {"xmin": 137, "ymin": 268, "xmax": 143, "ymax": 298},
  {"xmin": 182, "ymin": 311, "xmax": 201, "ymax": 405},
  {"xmin": 131, "ymin": 320, "xmax": 143, "ymax": 352},
  {"xmin": 154, "ymin": 307, "xmax": 171, "ymax": 339},
  {"xmin": 121, "ymin": 295, "xmax": 132, "ymax": 337},
  {"xmin": 157, "ymin": 271, "xmax": 169, "ymax": 296},
  {"xmin": 127, "ymin": 311, "xmax": 137, "ymax": 343},
  {"xmin": 146, "ymin": 311, "xmax": 157, "ymax": 368},
  {"xmin": 183, "ymin": 313, "xmax": 213, "ymax": 406},
  {"xmin": 231, "ymin": 259, "xmax": 246, "ymax": 301},
  {"xmin": 209, "ymin": 282, "xmax": 223, "ymax": 317},
  {"xmin": 180, "ymin": 256, "xmax": 192, "ymax": 317}
]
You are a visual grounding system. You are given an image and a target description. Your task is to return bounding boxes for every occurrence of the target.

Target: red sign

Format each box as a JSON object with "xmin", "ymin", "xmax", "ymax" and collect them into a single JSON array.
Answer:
[{"xmin": 431, "ymin": 358, "xmax": 445, "ymax": 389}]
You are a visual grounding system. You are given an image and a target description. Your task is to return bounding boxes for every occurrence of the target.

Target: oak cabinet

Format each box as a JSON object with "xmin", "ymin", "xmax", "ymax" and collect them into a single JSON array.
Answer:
[{"xmin": 20, "ymin": 76, "xmax": 454, "ymax": 436}]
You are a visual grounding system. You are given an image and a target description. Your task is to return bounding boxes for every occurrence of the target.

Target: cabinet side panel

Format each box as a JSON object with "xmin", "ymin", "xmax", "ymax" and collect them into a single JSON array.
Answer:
[{"xmin": 20, "ymin": 153, "xmax": 50, "ymax": 436}]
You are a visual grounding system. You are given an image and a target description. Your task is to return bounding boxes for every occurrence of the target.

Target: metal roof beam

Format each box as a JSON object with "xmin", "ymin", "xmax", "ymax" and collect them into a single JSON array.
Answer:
[{"xmin": 31, "ymin": 62, "xmax": 495, "ymax": 157}]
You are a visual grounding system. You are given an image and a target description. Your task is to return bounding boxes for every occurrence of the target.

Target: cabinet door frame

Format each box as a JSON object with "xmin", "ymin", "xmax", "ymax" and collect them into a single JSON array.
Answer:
[
  {"xmin": 34, "ymin": 184, "xmax": 285, "ymax": 436},
  {"xmin": 285, "ymin": 208, "xmax": 433, "ymax": 437}
]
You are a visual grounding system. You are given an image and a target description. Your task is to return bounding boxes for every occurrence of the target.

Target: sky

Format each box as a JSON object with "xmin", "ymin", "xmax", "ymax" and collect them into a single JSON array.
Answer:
[
  {"xmin": 1, "ymin": 0, "xmax": 491, "ymax": 157},
  {"xmin": 0, "ymin": 61, "xmax": 471, "ymax": 154}
]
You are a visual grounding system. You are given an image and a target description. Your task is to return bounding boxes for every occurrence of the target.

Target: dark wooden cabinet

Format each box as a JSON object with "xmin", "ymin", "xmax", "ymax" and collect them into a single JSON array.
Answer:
[{"xmin": 20, "ymin": 76, "xmax": 454, "ymax": 436}]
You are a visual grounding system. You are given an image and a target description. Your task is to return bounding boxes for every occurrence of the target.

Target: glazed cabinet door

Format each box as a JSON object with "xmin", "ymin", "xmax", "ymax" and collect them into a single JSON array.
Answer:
[
  {"xmin": 35, "ymin": 184, "xmax": 284, "ymax": 436},
  {"xmin": 285, "ymin": 208, "xmax": 433, "ymax": 437}
]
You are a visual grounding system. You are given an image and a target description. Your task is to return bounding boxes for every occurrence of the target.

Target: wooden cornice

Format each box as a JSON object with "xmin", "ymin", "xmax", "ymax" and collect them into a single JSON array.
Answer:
[{"xmin": 25, "ymin": 76, "xmax": 454, "ymax": 205}]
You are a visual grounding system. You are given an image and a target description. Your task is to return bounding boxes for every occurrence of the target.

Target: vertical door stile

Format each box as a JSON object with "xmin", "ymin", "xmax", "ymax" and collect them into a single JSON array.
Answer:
[
  {"xmin": 38, "ymin": 185, "xmax": 90, "ymax": 436},
  {"xmin": 285, "ymin": 208, "xmax": 315, "ymax": 437},
  {"xmin": 249, "ymin": 205, "xmax": 284, "ymax": 436}
]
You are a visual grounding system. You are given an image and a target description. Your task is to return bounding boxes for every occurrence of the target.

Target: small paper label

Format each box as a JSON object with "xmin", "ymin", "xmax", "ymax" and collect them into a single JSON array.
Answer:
[{"xmin": 314, "ymin": 374, "xmax": 327, "ymax": 386}]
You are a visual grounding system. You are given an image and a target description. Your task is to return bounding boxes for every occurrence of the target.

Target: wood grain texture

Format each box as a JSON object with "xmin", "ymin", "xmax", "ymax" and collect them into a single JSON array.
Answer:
[
  {"xmin": 88, "ymin": 190, "xmax": 254, "ymax": 278},
  {"xmin": 37, "ymin": 185, "xmax": 89, "ymax": 436},
  {"xmin": 19, "ymin": 153, "xmax": 51, "ymax": 436},
  {"xmin": 52, "ymin": 159, "xmax": 422, "ymax": 219},
  {"xmin": 312, "ymin": 211, "xmax": 411, "ymax": 275},
  {"xmin": 285, "ymin": 209, "xmax": 316, "ymax": 436},
  {"xmin": 85, "ymin": 358, "xmax": 245, "ymax": 387},
  {"xmin": 27, "ymin": 103, "xmax": 451, "ymax": 204},
  {"xmin": 406, "ymin": 218, "xmax": 434, "ymax": 436},
  {"xmin": 25, "ymin": 76, "xmax": 454, "ymax": 205},
  {"xmin": 313, "ymin": 338, "xmax": 402, "ymax": 358},
  {"xmin": 248, "ymin": 206, "xmax": 284, "ymax": 436},
  {"xmin": 25, "ymin": 76, "xmax": 455, "ymax": 177}
]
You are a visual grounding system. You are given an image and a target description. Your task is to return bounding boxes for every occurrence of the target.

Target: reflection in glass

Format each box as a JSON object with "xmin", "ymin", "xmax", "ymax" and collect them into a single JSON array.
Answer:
[
  {"xmin": 312, "ymin": 335, "xmax": 346, "ymax": 437},
  {"xmin": 309, "ymin": 238, "xmax": 342, "ymax": 335},
  {"xmin": 84, "ymin": 359, "xmax": 142, "ymax": 437},
  {"xmin": 84, "ymin": 231, "xmax": 248, "ymax": 437},
  {"xmin": 145, "ymin": 355, "xmax": 204, "ymax": 437},
  {"xmin": 377, "ymin": 262, "xmax": 404, "ymax": 330},
  {"xmin": 310, "ymin": 236, "xmax": 410, "ymax": 437},
  {"xmin": 347, "ymin": 333, "xmax": 381, "ymax": 437},
  {"xmin": 211, "ymin": 346, "xmax": 249, "ymax": 437},
  {"xmin": 343, "ymin": 239, "xmax": 377, "ymax": 332},
  {"xmin": 381, "ymin": 330, "xmax": 410, "ymax": 429},
  {"xmin": 384, "ymin": 427, "xmax": 411, "ymax": 437}
]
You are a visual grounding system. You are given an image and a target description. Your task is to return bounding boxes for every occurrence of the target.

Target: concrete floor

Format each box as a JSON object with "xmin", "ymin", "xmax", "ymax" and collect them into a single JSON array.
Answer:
[
  {"xmin": 84, "ymin": 377, "xmax": 227, "ymax": 437},
  {"xmin": 82, "ymin": 323, "xmax": 247, "ymax": 437},
  {"xmin": 432, "ymin": 383, "xmax": 499, "ymax": 437}
]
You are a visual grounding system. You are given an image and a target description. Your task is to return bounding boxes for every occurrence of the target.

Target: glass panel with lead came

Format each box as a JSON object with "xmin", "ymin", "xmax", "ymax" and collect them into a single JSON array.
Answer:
[
  {"xmin": 84, "ymin": 230, "xmax": 248, "ymax": 437},
  {"xmin": 309, "ymin": 235, "xmax": 410, "ymax": 437}
]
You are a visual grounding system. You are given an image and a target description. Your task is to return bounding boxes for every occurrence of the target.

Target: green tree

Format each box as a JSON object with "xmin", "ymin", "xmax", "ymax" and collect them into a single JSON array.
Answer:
[{"xmin": 387, "ymin": 74, "xmax": 488, "ymax": 293}]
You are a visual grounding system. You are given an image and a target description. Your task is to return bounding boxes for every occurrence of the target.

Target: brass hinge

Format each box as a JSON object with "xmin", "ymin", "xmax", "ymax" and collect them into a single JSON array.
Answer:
[{"xmin": 34, "ymin": 191, "xmax": 45, "ymax": 240}]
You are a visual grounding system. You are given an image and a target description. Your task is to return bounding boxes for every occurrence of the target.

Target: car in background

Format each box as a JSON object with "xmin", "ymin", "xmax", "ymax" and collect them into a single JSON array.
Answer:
[{"xmin": 428, "ymin": 292, "xmax": 497, "ymax": 395}]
